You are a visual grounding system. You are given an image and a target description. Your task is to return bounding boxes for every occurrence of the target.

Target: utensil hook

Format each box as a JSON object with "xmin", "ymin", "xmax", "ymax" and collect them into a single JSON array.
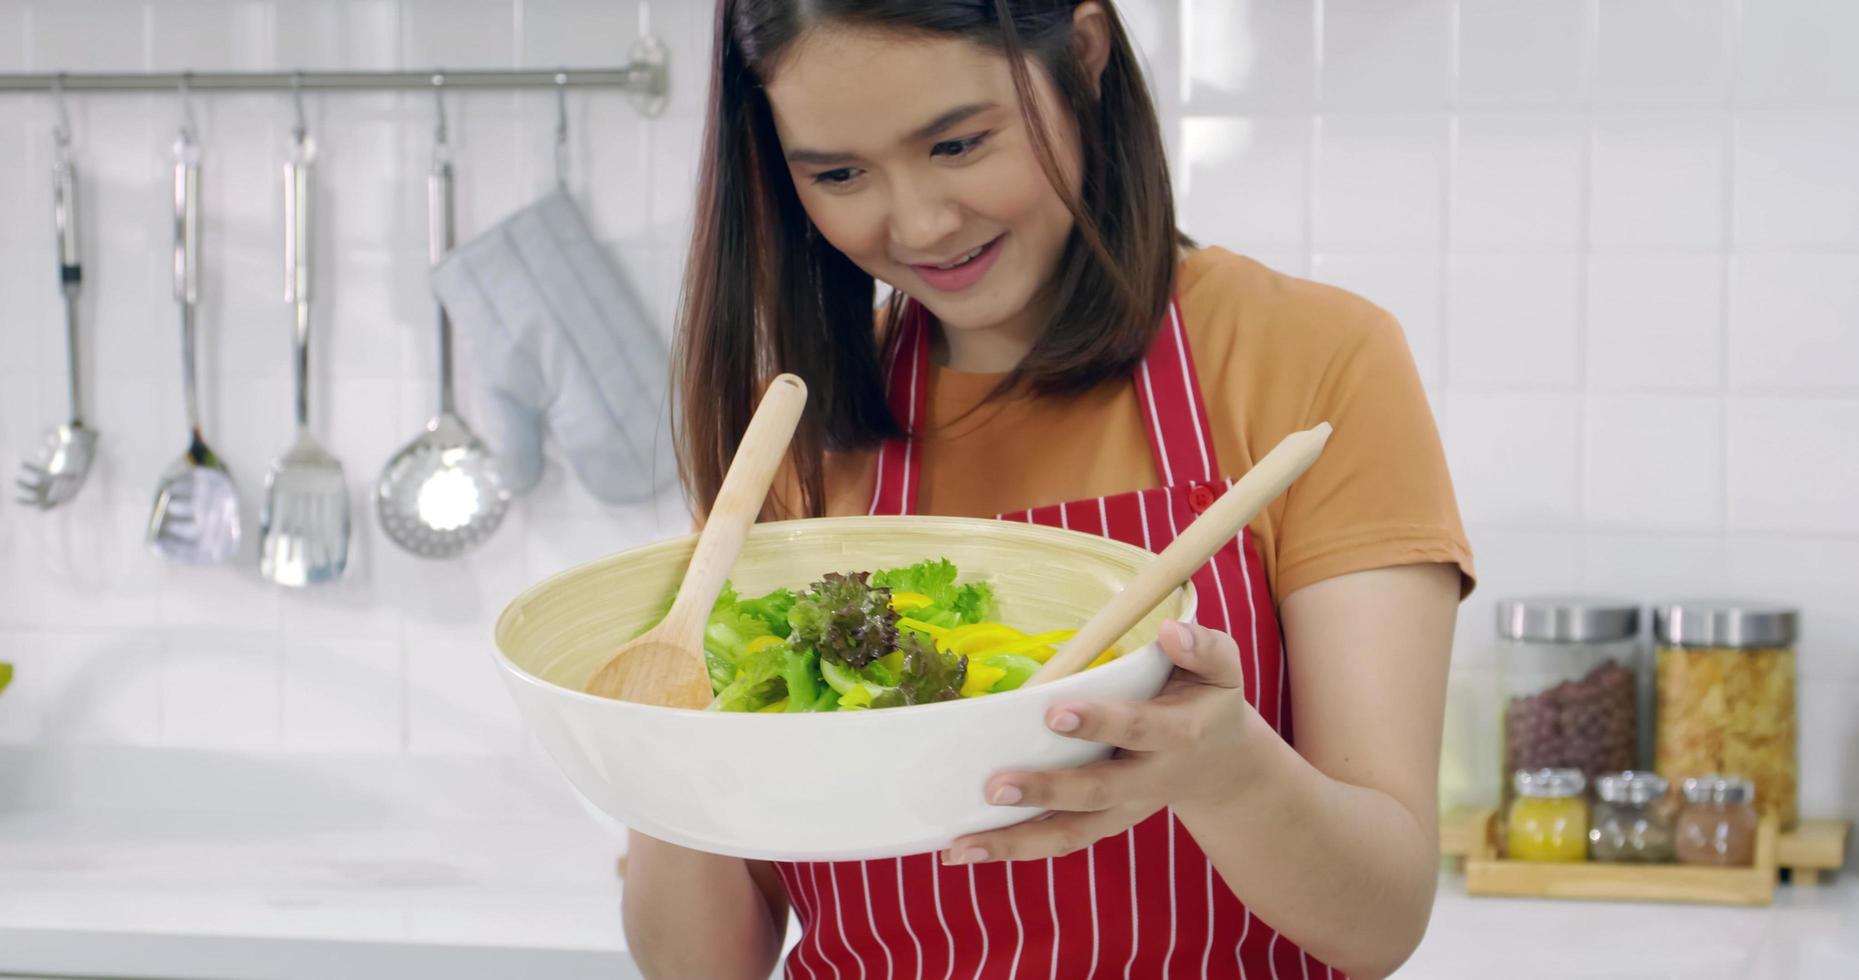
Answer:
[
  {"xmin": 51, "ymin": 73, "xmax": 72, "ymax": 154},
  {"xmin": 289, "ymin": 71, "xmax": 308, "ymax": 147},
  {"xmin": 430, "ymin": 71, "xmax": 449, "ymax": 165},
  {"xmin": 553, "ymin": 70, "xmax": 569, "ymax": 185},
  {"xmin": 177, "ymin": 73, "xmax": 198, "ymax": 144}
]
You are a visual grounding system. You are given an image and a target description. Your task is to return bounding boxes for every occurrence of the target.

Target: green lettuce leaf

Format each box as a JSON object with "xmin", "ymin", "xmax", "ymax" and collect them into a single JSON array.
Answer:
[{"xmin": 872, "ymin": 558, "xmax": 994, "ymax": 629}]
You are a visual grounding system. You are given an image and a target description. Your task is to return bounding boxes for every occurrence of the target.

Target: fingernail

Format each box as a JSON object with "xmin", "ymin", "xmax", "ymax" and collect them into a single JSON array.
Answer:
[
  {"xmin": 943, "ymin": 846, "xmax": 989, "ymax": 865},
  {"xmin": 991, "ymin": 785, "xmax": 1022, "ymax": 805},
  {"xmin": 1050, "ymin": 711, "xmax": 1080, "ymax": 733},
  {"xmin": 1172, "ymin": 621, "xmax": 1196, "ymax": 651}
]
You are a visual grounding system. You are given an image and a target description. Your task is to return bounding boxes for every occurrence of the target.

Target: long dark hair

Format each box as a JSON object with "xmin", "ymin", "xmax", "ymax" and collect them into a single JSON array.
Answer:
[{"xmin": 677, "ymin": 0, "xmax": 1179, "ymax": 519}]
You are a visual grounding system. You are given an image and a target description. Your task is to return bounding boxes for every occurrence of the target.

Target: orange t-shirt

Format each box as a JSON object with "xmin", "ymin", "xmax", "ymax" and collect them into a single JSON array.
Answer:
[{"xmin": 813, "ymin": 247, "xmax": 1475, "ymax": 603}]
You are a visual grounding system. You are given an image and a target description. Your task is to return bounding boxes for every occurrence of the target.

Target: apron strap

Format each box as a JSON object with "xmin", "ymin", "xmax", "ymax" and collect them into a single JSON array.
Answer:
[
  {"xmin": 868, "ymin": 301, "xmax": 929, "ymax": 517},
  {"xmin": 1133, "ymin": 298, "xmax": 1222, "ymax": 486},
  {"xmin": 870, "ymin": 296, "xmax": 1222, "ymax": 515}
]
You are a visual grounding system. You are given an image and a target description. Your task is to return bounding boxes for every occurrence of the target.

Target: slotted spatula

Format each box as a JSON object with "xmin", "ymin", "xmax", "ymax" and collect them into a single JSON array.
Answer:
[
  {"xmin": 148, "ymin": 126, "xmax": 241, "ymax": 564},
  {"xmin": 583, "ymin": 374, "xmax": 809, "ymax": 708},
  {"xmin": 259, "ymin": 125, "xmax": 349, "ymax": 586}
]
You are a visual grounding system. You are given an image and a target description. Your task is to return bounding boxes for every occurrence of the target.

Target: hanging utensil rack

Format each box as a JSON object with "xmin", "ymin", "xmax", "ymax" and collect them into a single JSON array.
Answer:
[{"xmin": 0, "ymin": 48, "xmax": 671, "ymax": 117}]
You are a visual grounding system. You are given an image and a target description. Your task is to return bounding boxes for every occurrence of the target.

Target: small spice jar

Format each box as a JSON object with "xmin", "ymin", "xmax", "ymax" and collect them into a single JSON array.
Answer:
[
  {"xmin": 1676, "ymin": 775, "xmax": 1759, "ymax": 867},
  {"xmin": 1506, "ymin": 768, "xmax": 1589, "ymax": 862},
  {"xmin": 1589, "ymin": 771, "xmax": 1677, "ymax": 863},
  {"xmin": 1654, "ymin": 603, "xmax": 1799, "ymax": 829}
]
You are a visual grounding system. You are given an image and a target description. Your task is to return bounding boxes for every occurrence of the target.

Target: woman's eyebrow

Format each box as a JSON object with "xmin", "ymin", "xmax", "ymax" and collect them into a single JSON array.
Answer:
[{"xmin": 784, "ymin": 101, "xmax": 999, "ymax": 165}]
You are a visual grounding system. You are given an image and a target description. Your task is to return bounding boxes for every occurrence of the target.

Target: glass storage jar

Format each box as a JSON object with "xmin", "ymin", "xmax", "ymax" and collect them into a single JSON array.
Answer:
[
  {"xmin": 1498, "ymin": 598, "xmax": 1642, "ymax": 810},
  {"xmin": 1675, "ymin": 775, "xmax": 1759, "ymax": 867},
  {"xmin": 1507, "ymin": 768, "xmax": 1589, "ymax": 862},
  {"xmin": 1589, "ymin": 771, "xmax": 1677, "ymax": 863},
  {"xmin": 1654, "ymin": 603, "xmax": 1798, "ymax": 829}
]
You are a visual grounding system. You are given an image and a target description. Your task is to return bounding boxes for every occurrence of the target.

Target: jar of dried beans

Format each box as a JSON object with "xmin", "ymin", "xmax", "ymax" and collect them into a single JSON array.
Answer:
[
  {"xmin": 1654, "ymin": 603, "xmax": 1799, "ymax": 830},
  {"xmin": 1497, "ymin": 598, "xmax": 1643, "ymax": 820}
]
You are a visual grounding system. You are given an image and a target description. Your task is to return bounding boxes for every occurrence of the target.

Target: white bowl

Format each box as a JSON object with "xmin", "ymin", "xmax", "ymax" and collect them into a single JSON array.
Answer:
[{"xmin": 493, "ymin": 515, "xmax": 1195, "ymax": 862}]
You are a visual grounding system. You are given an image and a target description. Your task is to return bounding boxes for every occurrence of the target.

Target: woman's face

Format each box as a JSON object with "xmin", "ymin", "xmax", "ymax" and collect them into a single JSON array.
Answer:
[{"xmin": 764, "ymin": 25, "xmax": 1083, "ymax": 346}]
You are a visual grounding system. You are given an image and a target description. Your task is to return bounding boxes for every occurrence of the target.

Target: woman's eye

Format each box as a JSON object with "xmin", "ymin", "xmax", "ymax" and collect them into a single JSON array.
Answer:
[
  {"xmin": 813, "ymin": 167, "xmax": 860, "ymax": 187},
  {"xmin": 931, "ymin": 133, "xmax": 990, "ymax": 160}
]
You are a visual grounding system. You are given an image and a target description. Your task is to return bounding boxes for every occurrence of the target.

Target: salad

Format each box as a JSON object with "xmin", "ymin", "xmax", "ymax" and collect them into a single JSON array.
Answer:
[{"xmin": 700, "ymin": 559, "xmax": 1116, "ymax": 713}]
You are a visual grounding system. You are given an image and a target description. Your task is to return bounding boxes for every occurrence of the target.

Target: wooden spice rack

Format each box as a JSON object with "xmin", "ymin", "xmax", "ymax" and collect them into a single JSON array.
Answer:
[{"xmin": 1440, "ymin": 807, "xmax": 1850, "ymax": 906}]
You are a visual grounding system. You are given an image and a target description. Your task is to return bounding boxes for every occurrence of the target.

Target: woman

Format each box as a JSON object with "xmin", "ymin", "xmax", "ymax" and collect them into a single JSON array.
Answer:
[{"xmin": 626, "ymin": 1, "xmax": 1474, "ymax": 977}]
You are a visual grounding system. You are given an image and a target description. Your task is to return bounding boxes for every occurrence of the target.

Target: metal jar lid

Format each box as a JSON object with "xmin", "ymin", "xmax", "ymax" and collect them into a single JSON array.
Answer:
[
  {"xmin": 1596, "ymin": 771, "xmax": 1669, "ymax": 806},
  {"xmin": 1514, "ymin": 767, "xmax": 1587, "ymax": 799},
  {"xmin": 1682, "ymin": 775, "xmax": 1755, "ymax": 806},
  {"xmin": 1497, "ymin": 597, "xmax": 1641, "ymax": 644},
  {"xmin": 1653, "ymin": 603, "xmax": 1799, "ymax": 648}
]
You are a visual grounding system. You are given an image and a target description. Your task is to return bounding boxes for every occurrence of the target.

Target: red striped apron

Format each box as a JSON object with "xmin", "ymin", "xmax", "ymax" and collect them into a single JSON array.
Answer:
[{"xmin": 774, "ymin": 299, "xmax": 1336, "ymax": 979}]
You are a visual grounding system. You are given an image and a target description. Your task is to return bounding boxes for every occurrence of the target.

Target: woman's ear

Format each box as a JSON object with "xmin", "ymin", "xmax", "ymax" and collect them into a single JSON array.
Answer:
[{"xmin": 1073, "ymin": 1, "xmax": 1113, "ymax": 95}]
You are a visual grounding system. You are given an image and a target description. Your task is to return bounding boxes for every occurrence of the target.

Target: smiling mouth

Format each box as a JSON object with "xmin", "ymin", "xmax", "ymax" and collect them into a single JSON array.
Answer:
[{"xmin": 929, "ymin": 240, "xmax": 993, "ymax": 270}]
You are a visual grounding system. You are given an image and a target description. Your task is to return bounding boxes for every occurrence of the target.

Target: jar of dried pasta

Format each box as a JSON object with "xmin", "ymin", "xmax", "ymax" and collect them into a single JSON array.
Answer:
[{"xmin": 1654, "ymin": 603, "xmax": 1799, "ymax": 830}]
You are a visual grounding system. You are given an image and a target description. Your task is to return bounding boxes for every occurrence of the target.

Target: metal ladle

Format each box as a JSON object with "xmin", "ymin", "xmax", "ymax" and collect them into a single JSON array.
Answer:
[{"xmin": 375, "ymin": 79, "xmax": 509, "ymax": 559}]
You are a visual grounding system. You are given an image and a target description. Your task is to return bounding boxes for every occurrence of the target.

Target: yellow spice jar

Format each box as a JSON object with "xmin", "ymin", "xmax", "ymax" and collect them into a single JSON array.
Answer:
[
  {"xmin": 1653, "ymin": 604, "xmax": 1799, "ymax": 830},
  {"xmin": 1507, "ymin": 768, "xmax": 1590, "ymax": 862}
]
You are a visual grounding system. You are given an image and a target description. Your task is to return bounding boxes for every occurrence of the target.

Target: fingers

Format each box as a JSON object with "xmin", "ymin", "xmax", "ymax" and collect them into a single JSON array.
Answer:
[
  {"xmin": 1156, "ymin": 620, "xmax": 1245, "ymax": 689},
  {"xmin": 943, "ymin": 803, "xmax": 1155, "ymax": 864}
]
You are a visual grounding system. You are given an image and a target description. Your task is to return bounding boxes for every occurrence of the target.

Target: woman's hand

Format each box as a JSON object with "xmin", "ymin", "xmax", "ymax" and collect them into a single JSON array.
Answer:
[{"xmin": 941, "ymin": 619, "xmax": 1267, "ymax": 865}]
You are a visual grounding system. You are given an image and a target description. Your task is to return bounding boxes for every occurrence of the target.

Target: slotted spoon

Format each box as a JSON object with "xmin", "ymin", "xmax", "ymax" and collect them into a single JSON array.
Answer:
[
  {"xmin": 376, "ymin": 122, "xmax": 510, "ymax": 559},
  {"xmin": 259, "ymin": 126, "xmax": 349, "ymax": 586}
]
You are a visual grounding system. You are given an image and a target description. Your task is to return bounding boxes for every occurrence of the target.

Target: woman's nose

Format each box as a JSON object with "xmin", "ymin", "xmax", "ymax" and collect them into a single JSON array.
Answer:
[{"xmin": 887, "ymin": 178, "xmax": 963, "ymax": 255}]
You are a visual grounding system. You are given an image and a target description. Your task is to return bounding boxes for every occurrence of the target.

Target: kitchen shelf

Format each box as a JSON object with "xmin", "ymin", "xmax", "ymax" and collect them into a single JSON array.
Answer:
[{"xmin": 1440, "ymin": 807, "xmax": 1850, "ymax": 906}]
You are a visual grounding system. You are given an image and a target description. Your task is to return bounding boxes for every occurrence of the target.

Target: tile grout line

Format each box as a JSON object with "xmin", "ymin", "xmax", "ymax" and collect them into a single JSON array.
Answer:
[
  {"xmin": 1306, "ymin": 0, "xmax": 1323, "ymax": 277},
  {"xmin": 1438, "ymin": 0, "xmax": 1461, "ymax": 399},
  {"xmin": 1572, "ymin": 0, "xmax": 1597, "ymax": 566},
  {"xmin": 1717, "ymin": 0, "xmax": 1744, "ymax": 538}
]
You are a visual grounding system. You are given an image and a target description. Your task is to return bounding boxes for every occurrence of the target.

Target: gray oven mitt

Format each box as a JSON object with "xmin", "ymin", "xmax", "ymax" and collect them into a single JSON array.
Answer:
[{"xmin": 430, "ymin": 187, "xmax": 676, "ymax": 505}]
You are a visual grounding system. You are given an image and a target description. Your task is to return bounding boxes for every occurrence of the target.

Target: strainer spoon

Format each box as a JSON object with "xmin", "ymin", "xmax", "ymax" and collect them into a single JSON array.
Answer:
[{"xmin": 376, "ymin": 86, "xmax": 509, "ymax": 559}]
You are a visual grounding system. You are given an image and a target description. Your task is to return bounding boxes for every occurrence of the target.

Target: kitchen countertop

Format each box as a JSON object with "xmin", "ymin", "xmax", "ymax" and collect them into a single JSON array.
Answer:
[
  {"xmin": 2, "ymin": 804, "xmax": 1854, "ymax": 979},
  {"xmin": 0, "ymin": 807, "xmax": 640, "ymax": 980}
]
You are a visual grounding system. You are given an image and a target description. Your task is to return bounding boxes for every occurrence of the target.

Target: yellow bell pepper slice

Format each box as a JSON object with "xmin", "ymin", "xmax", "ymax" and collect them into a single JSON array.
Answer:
[
  {"xmin": 1086, "ymin": 648, "xmax": 1119, "ymax": 669},
  {"xmin": 962, "ymin": 660, "xmax": 1009, "ymax": 698},
  {"xmin": 756, "ymin": 698, "xmax": 790, "ymax": 713},
  {"xmin": 744, "ymin": 635, "xmax": 784, "ymax": 655},
  {"xmin": 984, "ymin": 629, "xmax": 1077, "ymax": 661},
  {"xmin": 946, "ymin": 623, "xmax": 1025, "ymax": 658},
  {"xmin": 897, "ymin": 617, "xmax": 949, "ymax": 640},
  {"xmin": 889, "ymin": 592, "xmax": 934, "ymax": 613}
]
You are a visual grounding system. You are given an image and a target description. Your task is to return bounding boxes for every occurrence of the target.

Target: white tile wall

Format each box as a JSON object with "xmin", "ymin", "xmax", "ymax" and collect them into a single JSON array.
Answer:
[
  {"xmin": 0, "ymin": 0, "xmax": 690, "ymax": 764},
  {"xmin": 1, "ymin": 0, "xmax": 1855, "ymax": 824},
  {"xmin": 1455, "ymin": 0, "xmax": 1585, "ymax": 106},
  {"xmin": 1589, "ymin": 114, "xmax": 1726, "ymax": 249}
]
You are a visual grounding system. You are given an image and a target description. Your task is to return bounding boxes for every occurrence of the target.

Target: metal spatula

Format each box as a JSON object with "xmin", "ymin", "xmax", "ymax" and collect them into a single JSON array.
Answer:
[
  {"xmin": 259, "ymin": 119, "xmax": 349, "ymax": 586},
  {"xmin": 149, "ymin": 124, "xmax": 241, "ymax": 564}
]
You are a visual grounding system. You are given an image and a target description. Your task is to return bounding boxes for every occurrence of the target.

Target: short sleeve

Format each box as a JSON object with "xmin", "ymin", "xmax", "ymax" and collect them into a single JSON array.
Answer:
[{"xmin": 1272, "ymin": 309, "xmax": 1476, "ymax": 600}]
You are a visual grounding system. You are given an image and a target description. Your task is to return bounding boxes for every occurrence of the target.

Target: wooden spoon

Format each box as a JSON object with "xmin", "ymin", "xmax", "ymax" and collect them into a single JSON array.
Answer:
[
  {"xmin": 584, "ymin": 374, "xmax": 809, "ymax": 707},
  {"xmin": 1027, "ymin": 422, "xmax": 1333, "ymax": 686}
]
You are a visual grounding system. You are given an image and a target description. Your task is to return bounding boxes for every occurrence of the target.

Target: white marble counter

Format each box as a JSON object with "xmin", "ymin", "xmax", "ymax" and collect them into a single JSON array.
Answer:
[{"xmin": 1, "ymin": 763, "xmax": 1851, "ymax": 980}]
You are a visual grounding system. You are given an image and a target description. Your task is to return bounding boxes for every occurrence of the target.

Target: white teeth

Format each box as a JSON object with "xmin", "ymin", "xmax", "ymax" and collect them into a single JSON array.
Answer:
[{"xmin": 933, "ymin": 243, "xmax": 988, "ymax": 270}]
